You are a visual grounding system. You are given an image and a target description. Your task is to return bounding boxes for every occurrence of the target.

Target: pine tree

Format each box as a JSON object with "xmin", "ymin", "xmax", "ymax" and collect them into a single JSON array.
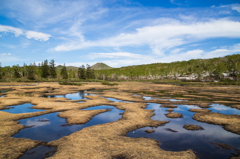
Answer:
[
  {"xmin": 49, "ymin": 59, "xmax": 57, "ymax": 78},
  {"xmin": 79, "ymin": 65, "xmax": 85, "ymax": 79},
  {"xmin": 78, "ymin": 66, "xmax": 82, "ymax": 79},
  {"xmin": 27, "ymin": 63, "xmax": 36, "ymax": 80},
  {"xmin": 0, "ymin": 62, "xmax": 2, "ymax": 79},
  {"xmin": 41, "ymin": 60, "xmax": 49, "ymax": 78},
  {"xmin": 86, "ymin": 64, "xmax": 91, "ymax": 79},
  {"xmin": 61, "ymin": 63, "xmax": 68, "ymax": 79}
]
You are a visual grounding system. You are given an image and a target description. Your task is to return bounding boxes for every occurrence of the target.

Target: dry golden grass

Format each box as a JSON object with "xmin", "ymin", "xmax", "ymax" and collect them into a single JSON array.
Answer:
[
  {"xmin": 189, "ymin": 109, "xmax": 211, "ymax": 113},
  {"xmin": 193, "ymin": 112, "xmax": 240, "ymax": 135},
  {"xmin": 165, "ymin": 112, "xmax": 183, "ymax": 118},
  {"xmin": 183, "ymin": 124, "xmax": 204, "ymax": 130},
  {"xmin": 1, "ymin": 81, "xmax": 240, "ymax": 158},
  {"xmin": 58, "ymin": 109, "xmax": 110, "ymax": 124}
]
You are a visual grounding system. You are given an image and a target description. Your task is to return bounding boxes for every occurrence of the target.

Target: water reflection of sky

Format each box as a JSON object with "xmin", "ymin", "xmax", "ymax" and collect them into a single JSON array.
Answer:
[
  {"xmin": 105, "ymin": 97, "xmax": 134, "ymax": 103},
  {"xmin": 14, "ymin": 105, "xmax": 123, "ymax": 142},
  {"xmin": 1, "ymin": 103, "xmax": 44, "ymax": 114},
  {"xmin": 127, "ymin": 102, "xmax": 240, "ymax": 159},
  {"xmin": 209, "ymin": 104, "xmax": 240, "ymax": 115},
  {"xmin": 19, "ymin": 145, "xmax": 55, "ymax": 159},
  {"xmin": 42, "ymin": 90, "xmax": 95, "ymax": 100}
]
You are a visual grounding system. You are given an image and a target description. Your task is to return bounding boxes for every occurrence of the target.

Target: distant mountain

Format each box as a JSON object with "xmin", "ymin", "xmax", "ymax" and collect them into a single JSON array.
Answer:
[
  {"xmin": 56, "ymin": 65, "xmax": 78, "ymax": 71},
  {"xmin": 91, "ymin": 62, "xmax": 112, "ymax": 70}
]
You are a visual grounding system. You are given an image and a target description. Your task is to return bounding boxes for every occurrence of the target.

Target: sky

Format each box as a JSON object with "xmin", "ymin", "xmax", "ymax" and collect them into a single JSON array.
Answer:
[{"xmin": 0, "ymin": 0, "xmax": 240, "ymax": 67}]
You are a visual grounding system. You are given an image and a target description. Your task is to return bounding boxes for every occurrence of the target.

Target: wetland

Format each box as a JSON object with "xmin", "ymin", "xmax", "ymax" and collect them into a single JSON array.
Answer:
[{"xmin": 0, "ymin": 82, "xmax": 240, "ymax": 159}]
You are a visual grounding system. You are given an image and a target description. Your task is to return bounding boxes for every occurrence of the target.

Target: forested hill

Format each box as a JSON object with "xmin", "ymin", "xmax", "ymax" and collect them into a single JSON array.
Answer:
[{"xmin": 95, "ymin": 54, "xmax": 240, "ymax": 81}]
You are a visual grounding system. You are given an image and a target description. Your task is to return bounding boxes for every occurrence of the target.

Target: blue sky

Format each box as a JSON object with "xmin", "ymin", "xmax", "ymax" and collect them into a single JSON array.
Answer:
[{"xmin": 0, "ymin": 0, "xmax": 240, "ymax": 67}]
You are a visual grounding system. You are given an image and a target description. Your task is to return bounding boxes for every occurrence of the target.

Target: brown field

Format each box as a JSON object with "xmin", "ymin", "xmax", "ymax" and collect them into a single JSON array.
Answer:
[{"xmin": 1, "ymin": 81, "xmax": 240, "ymax": 158}]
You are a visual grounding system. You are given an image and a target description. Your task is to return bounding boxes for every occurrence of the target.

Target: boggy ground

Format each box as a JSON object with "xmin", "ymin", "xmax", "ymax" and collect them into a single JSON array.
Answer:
[{"xmin": 0, "ymin": 82, "xmax": 240, "ymax": 158}]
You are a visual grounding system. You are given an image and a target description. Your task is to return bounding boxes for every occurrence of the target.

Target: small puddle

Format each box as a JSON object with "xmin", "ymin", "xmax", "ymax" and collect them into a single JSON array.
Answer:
[
  {"xmin": 19, "ymin": 145, "xmax": 56, "ymax": 159},
  {"xmin": 42, "ymin": 90, "xmax": 95, "ymax": 100},
  {"xmin": 65, "ymin": 91, "xmax": 89, "ymax": 100},
  {"xmin": 14, "ymin": 105, "xmax": 123, "ymax": 142},
  {"xmin": 127, "ymin": 101, "xmax": 240, "ymax": 159},
  {"xmin": 0, "ymin": 89, "xmax": 12, "ymax": 93},
  {"xmin": 1, "ymin": 103, "xmax": 44, "ymax": 114}
]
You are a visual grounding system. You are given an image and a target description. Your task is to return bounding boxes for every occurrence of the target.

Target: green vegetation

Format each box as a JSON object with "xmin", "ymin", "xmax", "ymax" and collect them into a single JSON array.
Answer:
[
  {"xmin": 101, "ymin": 81, "xmax": 118, "ymax": 86},
  {"xmin": 0, "ymin": 54, "xmax": 240, "ymax": 86},
  {"xmin": 59, "ymin": 81, "xmax": 83, "ymax": 86},
  {"xmin": 95, "ymin": 54, "xmax": 240, "ymax": 82}
]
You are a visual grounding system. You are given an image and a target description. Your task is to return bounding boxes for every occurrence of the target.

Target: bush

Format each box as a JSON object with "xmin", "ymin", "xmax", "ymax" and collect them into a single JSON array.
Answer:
[{"xmin": 101, "ymin": 81, "xmax": 118, "ymax": 86}]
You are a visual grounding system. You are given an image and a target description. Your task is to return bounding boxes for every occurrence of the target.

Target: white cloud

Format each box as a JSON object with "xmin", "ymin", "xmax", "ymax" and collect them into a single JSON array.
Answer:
[
  {"xmin": 0, "ymin": 53, "xmax": 12, "ymax": 56},
  {"xmin": 0, "ymin": 25, "xmax": 23, "ymax": 36},
  {"xmin": 0, "ymin": 25, "xmax": 51, "ymax": 41},
  {"xmin": 89, "ymin": 52, "xmax": 144, "ymax": 59},
  {"xmin": 25, "ymin": 31, "xmax": 51, "ymax": 41},
  {"xmin": 231, "ymin": 5, "xmax": 240, "ymax": 13},
  {"xmin": 54, "ymin": 19, "xmax": 240, "ymax": 56}
]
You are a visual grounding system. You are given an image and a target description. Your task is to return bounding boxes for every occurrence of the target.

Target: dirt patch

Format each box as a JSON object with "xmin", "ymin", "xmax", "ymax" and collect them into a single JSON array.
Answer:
[
  {"xmin": 183, "ymin": 124, "xmax": 204, "ymax": 130},
  {"xmin": 165, "ymin": 112, "xmax": 183, "ymax": 118},
  {"xmin": 193, "ymin": 112, "xmax": 240, "ymax": 135},
  {"xmin": 160, "ymin": 104, "xmax": 178, "ymax": 108},
  {"xmin": 145, "ymin": 130, "xmax": 155, "ymax": 133}
]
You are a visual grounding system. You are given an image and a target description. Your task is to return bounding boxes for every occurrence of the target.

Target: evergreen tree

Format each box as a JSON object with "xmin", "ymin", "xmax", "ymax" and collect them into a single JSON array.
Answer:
[
  {"xmin": 61, "ymin": 63, "xmax": 68, "ymax": 79},
  {"xmin": 0, "ymin": 62, "xmax": 2, "ymax": 79},
  {"xmin": 78, "ymin": 66, "xmax": 82, "ymax": 79},
  {"xmin": 86, "ymin": 64, "xmax": 91, "ymax": 79},
  {"xmin": 41, "ymin": 60, "xmax": 49, "ymax": 78},
  {"xmin": 79, "ymin": 65, "xmax": 85, "ymax": 79},
  {"xmin": 27, "ymin": 63, "xmax": 36, "ymax": 80},
  {"xmin": 13, "ymin": 65, "xmax": 21, "ymax": 78},
  {"xmin": 92, "ymin": 69, "xmax": 95, "ymax": 79},
  {"xmin": 49, "ymin": 59, "xmax": 57, "ymax": 78}
]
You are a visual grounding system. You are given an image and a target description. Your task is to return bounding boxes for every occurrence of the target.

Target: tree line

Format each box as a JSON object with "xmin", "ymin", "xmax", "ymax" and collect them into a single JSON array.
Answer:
[{"xmin": 0, "ymin": 60, "xmax": 95, "ymax": 80}]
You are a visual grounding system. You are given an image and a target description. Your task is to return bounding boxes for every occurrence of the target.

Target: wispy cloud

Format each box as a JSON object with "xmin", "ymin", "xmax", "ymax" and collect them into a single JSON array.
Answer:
[
  {"xmin": 0, "ymin": 53, "xmax": 12, "ymax": 56},
  {"xmin": 0, "ymin": 25, "xmax": 23, "ymax": 36},
  {"xmin": 89, "ymin": 52, "xmax": 144, "ymax": 59},
  {"xmin": 0, "ymin": 25, "xmax": 51, "ymax": 41},
  {"xmin": 54, "ymin": 19, "xmax": 240, "ymax": 56}
]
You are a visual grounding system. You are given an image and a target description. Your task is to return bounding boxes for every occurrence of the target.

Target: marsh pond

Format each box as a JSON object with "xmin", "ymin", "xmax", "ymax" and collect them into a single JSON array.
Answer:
[{"xmin": 0, "ymin": 82, "xmax": 240, "ymax": 159}]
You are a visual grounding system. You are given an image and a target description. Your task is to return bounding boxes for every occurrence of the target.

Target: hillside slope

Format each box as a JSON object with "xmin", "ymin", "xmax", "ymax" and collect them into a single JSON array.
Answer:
[{"xmin": 95, "ymin": 54, "xmax": 240, "ymax": 81}]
